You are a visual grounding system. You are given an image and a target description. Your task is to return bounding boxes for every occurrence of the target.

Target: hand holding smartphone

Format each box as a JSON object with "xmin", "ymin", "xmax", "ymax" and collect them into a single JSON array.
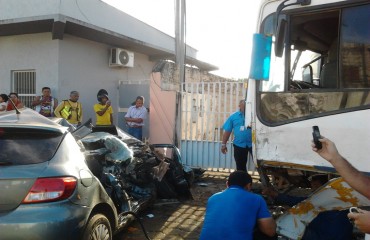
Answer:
[{"xmin": 312, "ymin": 126, "xmax": 322, "ymax": 150}]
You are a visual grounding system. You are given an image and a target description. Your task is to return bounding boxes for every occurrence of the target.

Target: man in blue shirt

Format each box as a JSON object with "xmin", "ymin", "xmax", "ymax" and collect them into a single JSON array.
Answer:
[
  {"xmin": 221, "ymin": 99, "xmax": 252, "ymax": 171},
  {"xmin": 200, "ymin": 171, "xmax": 276, "ymax": 240}
]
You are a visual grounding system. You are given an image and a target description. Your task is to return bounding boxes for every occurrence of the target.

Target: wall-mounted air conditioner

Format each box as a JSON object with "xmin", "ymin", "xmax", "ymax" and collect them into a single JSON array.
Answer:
[{"xmin": 109, "ymin": 48, "xmax": 134, "ymax": 67}]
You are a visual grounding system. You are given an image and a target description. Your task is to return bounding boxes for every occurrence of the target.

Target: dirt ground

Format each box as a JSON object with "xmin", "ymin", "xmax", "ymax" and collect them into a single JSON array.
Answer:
[
  {"xmin": 115, "ymin": 170, "xmax": 366, "ymax": 240},
  {"xmin": 115, "ymin": 171, "xmax": 235, "ymax": 240}
]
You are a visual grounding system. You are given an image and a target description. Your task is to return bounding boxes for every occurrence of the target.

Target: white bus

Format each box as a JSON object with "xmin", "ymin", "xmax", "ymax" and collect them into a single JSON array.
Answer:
[{"xmin": 247, "ymin": 0, "xmax": 370, "ymax": 238}]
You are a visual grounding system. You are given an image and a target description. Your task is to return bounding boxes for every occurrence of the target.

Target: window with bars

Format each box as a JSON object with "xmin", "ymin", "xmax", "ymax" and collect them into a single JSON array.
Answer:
[{"xmin": 11, "ymin": 70, "xmax": 36, "ymax": 108}]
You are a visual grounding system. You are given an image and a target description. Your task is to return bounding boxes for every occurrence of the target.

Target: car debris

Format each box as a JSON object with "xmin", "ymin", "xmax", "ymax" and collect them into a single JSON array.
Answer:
[{"xmin": 0, "ymin": 108, "xmax": 203, "ymax": 240}]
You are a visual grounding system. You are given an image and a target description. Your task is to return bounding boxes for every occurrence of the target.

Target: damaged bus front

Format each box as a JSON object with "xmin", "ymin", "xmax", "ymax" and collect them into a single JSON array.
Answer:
[{"xmin": 247, "ymin": 0, "xmax": 370, "ymax": 238}]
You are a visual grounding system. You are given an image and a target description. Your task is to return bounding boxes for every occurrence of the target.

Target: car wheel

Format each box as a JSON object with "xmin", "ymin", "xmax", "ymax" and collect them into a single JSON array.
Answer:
[{"xmin": 83, "ymin": 213, "xmax": 112, "ymax": 240}]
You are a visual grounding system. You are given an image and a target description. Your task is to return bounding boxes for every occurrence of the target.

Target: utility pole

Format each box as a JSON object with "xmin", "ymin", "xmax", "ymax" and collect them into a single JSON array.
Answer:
[{"xmin": 174, "ymin": 0, "xmax": 185, "ymax": 147}]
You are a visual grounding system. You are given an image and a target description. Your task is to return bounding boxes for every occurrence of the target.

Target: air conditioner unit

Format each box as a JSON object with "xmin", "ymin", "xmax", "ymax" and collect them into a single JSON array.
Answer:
[{"xmin": 109, "ymin": 48, "xmax": 134, "ymax": 67}]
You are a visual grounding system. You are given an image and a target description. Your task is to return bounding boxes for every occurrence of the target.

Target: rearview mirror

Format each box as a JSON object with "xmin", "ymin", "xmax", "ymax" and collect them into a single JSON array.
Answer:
[
  {"xmin": 249, "ymin": 33, "xmax": 272, "ymax": 81},
  {"xmin": 275, "ymin": 19, "xmax": 286, "ymax": 57}
]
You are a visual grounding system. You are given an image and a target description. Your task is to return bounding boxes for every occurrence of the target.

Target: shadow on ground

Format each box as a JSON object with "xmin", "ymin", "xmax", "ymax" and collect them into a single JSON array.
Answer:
[{"xmin": 115, "ymin": 171, "xmax": 229, "ymax": 240}]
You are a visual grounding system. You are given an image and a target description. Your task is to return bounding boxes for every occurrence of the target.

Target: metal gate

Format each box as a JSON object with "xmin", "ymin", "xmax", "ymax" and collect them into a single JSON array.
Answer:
[{"xmin": 180, "ymin": 81, "xmax": 254, "ymax": 171}]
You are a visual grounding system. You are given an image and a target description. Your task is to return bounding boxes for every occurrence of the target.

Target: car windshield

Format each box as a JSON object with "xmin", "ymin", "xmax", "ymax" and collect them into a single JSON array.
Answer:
[{"xmin": 0, "ymin": 128, "xmax": 63, "ymax": 165}]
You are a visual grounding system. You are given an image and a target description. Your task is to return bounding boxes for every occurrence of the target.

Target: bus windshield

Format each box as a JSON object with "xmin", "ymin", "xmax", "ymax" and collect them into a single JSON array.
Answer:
[{"xmin": 258, "ymin": 3, "xmax": 370, "ymax": 125}]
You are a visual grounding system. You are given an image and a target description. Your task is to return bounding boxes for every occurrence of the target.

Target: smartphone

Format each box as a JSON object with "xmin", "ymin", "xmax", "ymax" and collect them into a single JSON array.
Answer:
[{"xmin": 312, "ymin": 126, "xmax": 322, "ymax": 150}]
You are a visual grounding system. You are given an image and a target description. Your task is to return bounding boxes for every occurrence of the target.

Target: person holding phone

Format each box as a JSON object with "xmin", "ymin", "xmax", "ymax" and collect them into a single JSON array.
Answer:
[
  {"xmin": 31, "ymin": 87, "xmax": 58, "ymax": 117},
  {"xmin": 312, "ymin": 134, "xmax": 370, "ymax": 236},
  {"xmin": 94, "ymin": 91, "xmax": 113, "ymax": 126}
]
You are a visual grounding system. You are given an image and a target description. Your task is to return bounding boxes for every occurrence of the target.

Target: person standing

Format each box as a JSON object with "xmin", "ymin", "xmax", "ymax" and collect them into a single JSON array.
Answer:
[
  {"xmin": 6, "ymin": 92, "xmax": 24, "ymax": 111},
  {"xmin": 124, "ymin": 96, "xmax": 147, "ymax": 141},
  {"xmin": 54, "ymin": 91, "xmax": 82, "ymax": 127},
  {"xmin": 31, "ymin": 87, "xmax": 58, "ymax": 117},
  {"xmin": 94, "ymin": 93, "xmax": 113, "ymax": 126},
  {"xmin": 221, "ymin": 99, "xmax": 252, "ymax": 171},
  {"xmin": 0, "ymin": 94, "xmax": 8, "ymax": 111},
  {"xmin": 200, "ymin": 171, "xmax": 276, "ymax": 240}
]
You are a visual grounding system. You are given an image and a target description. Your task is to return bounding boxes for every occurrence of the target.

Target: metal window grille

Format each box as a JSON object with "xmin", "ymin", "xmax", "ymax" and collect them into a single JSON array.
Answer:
[{"xmin": 11, "ymin": 70, "xmax": 36, "ymax": 108}]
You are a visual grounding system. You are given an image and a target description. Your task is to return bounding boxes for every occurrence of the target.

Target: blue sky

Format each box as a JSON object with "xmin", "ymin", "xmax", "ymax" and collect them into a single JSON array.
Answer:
[{"xmin": 102, "ymin": 0, "xmax": 261, "ymax": 79}]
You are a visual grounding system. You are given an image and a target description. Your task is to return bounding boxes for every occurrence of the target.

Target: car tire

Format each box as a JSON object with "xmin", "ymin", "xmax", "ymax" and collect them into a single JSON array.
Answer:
[{"xmin": 82, "ymin": 213, "xmax": 112, "ymax": 240}]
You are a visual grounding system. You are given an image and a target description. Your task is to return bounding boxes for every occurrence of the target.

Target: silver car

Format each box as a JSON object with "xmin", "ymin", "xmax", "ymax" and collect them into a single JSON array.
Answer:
[{"xmin": 0, "ymin": 109, "xmax": 134, "ymax": 240}]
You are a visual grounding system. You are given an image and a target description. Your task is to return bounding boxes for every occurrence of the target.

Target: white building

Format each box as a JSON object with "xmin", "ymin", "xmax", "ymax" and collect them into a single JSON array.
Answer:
[{"xmin": 0, "ymin": 0, "xmax": 217, "ymax": 141}]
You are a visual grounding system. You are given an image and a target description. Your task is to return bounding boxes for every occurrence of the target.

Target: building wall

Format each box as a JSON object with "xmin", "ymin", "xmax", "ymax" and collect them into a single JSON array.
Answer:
[
  {"xmin": 0, "ymin": 0, "xmax": 198, "ymax": 58},
  {"xmin": 0, "ymin": 33, "xmax": 59, "ymax": 94},
  {"xmin": 57, "ymin": 34, "xmax": 156, "ymax": 128},
  {"xmin": 0, "ymin": 33, "xmax": 156, "ymax": 130},
  {"xmin": 0, "ymin": 33, "xmax": 227, "ymax": 147}
]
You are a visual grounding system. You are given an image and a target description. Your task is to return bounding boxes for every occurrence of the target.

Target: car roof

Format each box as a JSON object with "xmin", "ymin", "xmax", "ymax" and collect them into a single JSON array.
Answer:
[{"xmin": 0, "ymin": 108, "xmax": 67, "ymax": 133}]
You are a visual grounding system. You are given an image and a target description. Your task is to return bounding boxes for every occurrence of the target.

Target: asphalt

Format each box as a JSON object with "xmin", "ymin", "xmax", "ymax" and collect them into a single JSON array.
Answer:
[{"xmin": 115, "ymin": 171, "xmax": 232, "ymax": 240}]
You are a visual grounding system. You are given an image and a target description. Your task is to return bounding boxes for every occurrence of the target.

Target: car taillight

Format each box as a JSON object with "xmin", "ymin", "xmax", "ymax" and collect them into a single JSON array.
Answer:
[{"xmin": 22, "ymin": 177, "xmax": 77, "ymax": 203}]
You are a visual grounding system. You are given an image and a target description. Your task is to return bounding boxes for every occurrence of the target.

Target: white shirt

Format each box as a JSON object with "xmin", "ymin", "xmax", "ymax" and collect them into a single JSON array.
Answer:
[
  {"xmin": 0, "ymin": 102, "xmax": 7, "ymax": 111},
  {"xmin": 125, "ymin": 106, "xmax": 147, "ymax": 127}
]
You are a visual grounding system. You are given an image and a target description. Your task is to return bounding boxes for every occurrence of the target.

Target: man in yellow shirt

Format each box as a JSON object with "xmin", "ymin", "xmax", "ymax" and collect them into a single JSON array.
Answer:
[
  {"xmin": 94, "ymin": 93, "xmax": 113, "ymax": 125},
  {"xmin": 54, "ymin": 91, "xmax": 83, "ymax": 127}
]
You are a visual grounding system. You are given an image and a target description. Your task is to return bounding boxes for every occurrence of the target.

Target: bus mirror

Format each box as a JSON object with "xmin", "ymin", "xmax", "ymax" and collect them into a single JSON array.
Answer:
[
  {"xmin": 249, "ymin": 33, "xmax": 272, "ymax": 81},
  {"xmin": 274, "ymin": 0, "xmax": 310, "ymax": 57},
  {"xmin": 302, "ymin": 65, "xmax": 313, "ymax": 83},
  {"xmin": 275, "ymin": 19, "xmax": 286, "ymax": 57}
]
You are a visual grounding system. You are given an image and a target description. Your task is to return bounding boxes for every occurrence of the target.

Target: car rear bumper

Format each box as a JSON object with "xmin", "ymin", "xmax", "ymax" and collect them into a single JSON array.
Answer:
[{"xmin": 0, "ymin": 201, "xmax": 91, "ymax": 240}]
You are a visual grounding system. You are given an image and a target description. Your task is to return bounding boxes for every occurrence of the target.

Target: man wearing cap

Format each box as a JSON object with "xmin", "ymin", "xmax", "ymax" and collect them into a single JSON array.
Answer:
[
  {"xmin": 124, "ymin": 96, "xmax": 147, "ymax": 141},
  {"xmin": 94, "ymin": 92, "xmax": 113, "ymax": 126}
]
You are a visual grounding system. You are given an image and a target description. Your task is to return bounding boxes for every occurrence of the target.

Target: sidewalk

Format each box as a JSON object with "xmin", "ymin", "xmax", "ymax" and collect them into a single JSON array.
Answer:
[{"xmin": 115, "ymin": 171, "xmax": 231, "ymax": 240}]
